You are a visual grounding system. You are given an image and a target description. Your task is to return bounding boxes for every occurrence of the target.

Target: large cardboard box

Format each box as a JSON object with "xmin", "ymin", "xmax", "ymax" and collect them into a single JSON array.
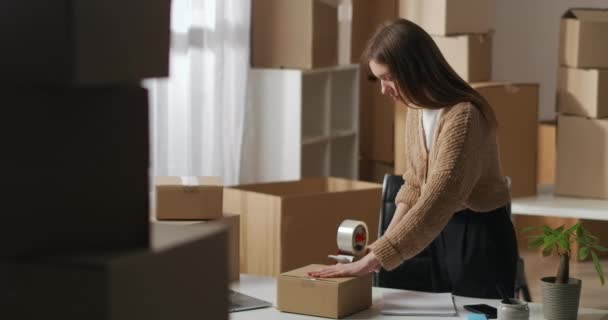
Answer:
[
  {"xmin": 2, "ymin": 86, "xmax": 149, "ymax": 257},
  {"xmin": 472, "ymin": 83, "xmax": 539, "ymax": 197},
  {"xmin": 223, "ymin": 177, "xmax": 382, "ymax": 276},
  {"xmin": 397, "ymin": 0, "xmax": 496, "ymax": 36},
  {"xmin": 252, "ymin": 0, "xmax": 337, "ymax": 69},
  {"xmin": 560, "ymin": 9, "xmax": 608, "ymax": 69},
  {"xmin": 349, "ymin": 0, "xmax": 397, "ymax": 64},
  {"xmin": 0, "ymin": 223, "xmax": 229, "ymax": 320},
  {"xmin": 538, "ymin": 122, "xmax": 557, "ymax": 186},
  {"xmin": 155, "ymin": 177, "xmax": 223, "ymax": 220},
  {"xmin": 277, "ymin": 264, "xmax": 372, "ymax": 318},
  {"xmin": 153, "ymin": 213, "xmax": 240, "ymax": 282},
  {"xmin": 0, "ymin": 0, "xmax": 170, "ymax": 84},
  {"xmin": 394, "ymin": 104, "xmax": 408, "ymax": 174},
  {"xmin": 359, "ymin": 157, "xmax": 394, "ymax": 183},
  {"xmin": 432, "ymin": 33, "xmax": 492, "ymax": 82},
  {"xmin": 557, "ymin": 67, "xmax": 608, "ymax": 118},
  {"xmin": 556, "ymin": 115, "xmax": 608, "ymax": 199},
  {"xmin": 360, "ymin": 71, "xmax": 397, "ymax": 163}
]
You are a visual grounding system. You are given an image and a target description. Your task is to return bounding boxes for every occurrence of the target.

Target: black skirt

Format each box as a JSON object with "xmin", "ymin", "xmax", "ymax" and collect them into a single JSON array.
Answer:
[{"xmin": 378, "ymin": 205, "xmax": 518, "ymax": 299}]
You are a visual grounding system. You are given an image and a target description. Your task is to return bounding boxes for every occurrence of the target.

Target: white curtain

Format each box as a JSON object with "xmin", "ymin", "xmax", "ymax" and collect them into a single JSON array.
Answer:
[{"xmin": 146, "ymin": 0, "xmax": 251, "ymax": 185}]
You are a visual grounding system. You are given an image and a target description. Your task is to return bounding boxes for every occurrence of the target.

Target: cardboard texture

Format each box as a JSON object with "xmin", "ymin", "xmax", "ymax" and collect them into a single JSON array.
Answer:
[
  {"xmin": 223, "ymin": 177, "xmax": 382, "ymax": 276},
  {"xmin": 252, "ymin": 0, "xmax": 337, "ymax": 69},
  {"xmin": 155, "ymin": 176, "xmax": 224, "ymax": 220},
  {"xmin": 432, "ymin": 33, "xmax": 493, "ymax": 82},
  {"xmin": 472, "ymin": 82, "xmax": 539, "ymax": 197},
  {"xmin": 350, "ymin": 0, "xmax": 397, "ymax": 64},
  {"xmin": 360, "ymin": 71, "xmax": 397, "ymax": 163},
  {"xmin": 153, "ymin": 213, "xmax": 240, "ymax": 282},
  {"xmin": 277, "ymin": 264, "xmax": 372, "ymax": 318},
  {"xmin": 560, "ymin": 9, "xmax": 608, "ymax": 68},
  {"xmin": 0, "ymin": 0, "xmax": 170, "ymax": 84},
  {"xmin": 359, "ymin": 158, "xmax": 394, "ymax": 183},
  {"xmin": 1, "ymin": 86, "xmax": 149, "ymax": 257},
  {"xmin": 397, "ymin": 0, "xmax": 496, "ymax": 36},
  {"xmin": 558, "ymin": 67, "xmax": 608, "ymax": 118},
  {"xmin": 556, "ymin": 115, "xmax": 608, "ymax": 199},
  {"xmin": 538, "ymin": 122, "xmax": 557, "ymax": 186},
  {"xmin": 394, "ymin": 104, "xmax": 408, "ymax": 174},
  {"xmin": 0, "ymin": 223, "xmax": 229, "ymax": 320}
]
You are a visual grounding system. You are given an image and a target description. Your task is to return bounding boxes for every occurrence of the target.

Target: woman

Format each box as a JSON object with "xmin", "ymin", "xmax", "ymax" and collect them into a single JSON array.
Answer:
[{"xmin": 309, "ymin": 19, "xmax": 518, "ymax": 299}]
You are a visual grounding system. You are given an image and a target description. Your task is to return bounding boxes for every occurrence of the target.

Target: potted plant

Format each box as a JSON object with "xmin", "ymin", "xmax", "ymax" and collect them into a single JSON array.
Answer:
[{"xmin": 524, "ymin": 223, "xmax": 606, "ymax": 320}]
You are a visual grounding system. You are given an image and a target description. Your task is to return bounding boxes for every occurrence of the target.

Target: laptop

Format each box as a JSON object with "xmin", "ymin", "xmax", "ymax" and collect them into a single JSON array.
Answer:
[{"xmin": 229, "ymin": 290, "xmax": 272, "ymax": 313}]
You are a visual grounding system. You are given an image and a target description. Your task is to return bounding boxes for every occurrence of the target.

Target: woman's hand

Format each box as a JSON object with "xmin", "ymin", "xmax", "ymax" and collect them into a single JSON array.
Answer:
[{"xmin": 308, "ymin": 252, "xmax": 381, "ymax": 278}]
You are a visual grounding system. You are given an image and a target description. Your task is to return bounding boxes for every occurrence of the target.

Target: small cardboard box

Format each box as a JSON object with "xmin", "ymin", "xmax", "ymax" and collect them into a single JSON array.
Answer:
[
  {"xmin": 360, "ymin": 70, "xmax": 397, "ymax": 163},
  {"xmin": 153, "ymin": 213, "xmax": 240, "ymax": 282},
  {"xmin": 0, "ymin": 223, "xmax": 229, "ymax": 320},
  {"xmin": 472, "ymin": 82, "xmax": 539, "ymax": 197},
  {"xmin": 432, "ymin": 33, "xmax": 493, "ymax": 82},
  {"xmin": 560, "ymin": 9, "xmax": 608, "ymax": 68},
  {"xmin": 397, "ymin": 0, "xmax": 496, "ymax": 36},
  {"xmin": 557, "ymin": 67, "xmax": 608, "ymax": 118},
  {"xmin": 537, "ymin": 122, "xmax": 556, "ymax": 186},
  {"xmin": 556, "ymin": 115, "xmax": 608, "ymax": 199},
  {"xmin": 0, "ymin": 0, "xmax": 170, "ymax": 84},
  {"xmin": 223, "ymin": 177, "xmax": 381, "ymax": 276},
  {"xmin": 2, "ymin": 86, "xmax": 150, "ymax": 257},
  {"xmin": 252, "ymin": 0, "xmax": 337, "ymax": 69},
  {"xmin": 277, "ymin": 264, "xmax": 372, "ymax": 318},
  {"xmin": 155, "ymin": 176, "xmax": 223, "ymax": 220}
]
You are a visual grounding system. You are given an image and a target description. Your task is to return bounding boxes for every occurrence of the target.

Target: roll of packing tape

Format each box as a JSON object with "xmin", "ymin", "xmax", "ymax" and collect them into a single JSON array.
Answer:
[{"xmin": 336, "ymin": 219, "xmax": 368, "ymax": 256}]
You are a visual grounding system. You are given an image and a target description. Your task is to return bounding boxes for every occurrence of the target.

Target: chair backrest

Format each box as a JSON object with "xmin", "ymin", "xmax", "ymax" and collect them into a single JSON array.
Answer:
[{"xmin": 378, "ymin": 174, "xmax": 405, "ymax": 238}]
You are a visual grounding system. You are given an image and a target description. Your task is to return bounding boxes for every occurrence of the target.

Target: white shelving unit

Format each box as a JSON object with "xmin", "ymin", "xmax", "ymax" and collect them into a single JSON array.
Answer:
[
  {"xmin": 512, "ymin": 185, "xmax": 608, "ymax": 221},
  {"xmin": 241, "ymin": 65, "xmax": 359, "ymax": 183}
]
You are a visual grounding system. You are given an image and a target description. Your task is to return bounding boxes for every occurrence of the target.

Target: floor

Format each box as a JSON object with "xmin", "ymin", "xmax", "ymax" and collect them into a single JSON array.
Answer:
[{"xmin": 519, "ymin": 248, "xmax": 608, "ymax": 309}]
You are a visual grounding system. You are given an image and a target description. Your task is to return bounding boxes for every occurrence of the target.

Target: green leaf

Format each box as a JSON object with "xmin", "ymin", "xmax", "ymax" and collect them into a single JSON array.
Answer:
[
  {"xmin": 566, "ymin": 223, "xmax": 581, "ymax": 236},
  {"xmin": 543, "ymin": 226, "xmax": 553, "ymax": 235},
  {"xmin": 544, "ymin": 235, "xmax": 557, "ymax": 249},
  {"xmin": 543, "ymin": 246, "xmax": 553, "ymax": 257},
  {"xmin": 594, "ymin": 244, "xmax": 608, "ymax": 252},
  {"xmin": 590, "ymin": 251, "xmax": 605, "ymax": 286},
  {"xmin": 579, "ymin": 246, "xmax": 590, "ymax": 261},
  {"xmin": 555, "ymin": 225, "xmax": 565, "ymax": 233},
  {"xmin": 558, "ymin": 238, "xmax": 570, "ymax": 251},
  {"xmin": 529, "ymin": 236, "xmax": 545, "ymax": 249}
]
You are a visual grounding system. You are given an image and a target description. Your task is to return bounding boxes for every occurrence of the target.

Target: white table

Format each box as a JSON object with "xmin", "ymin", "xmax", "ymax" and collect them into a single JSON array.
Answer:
[
  {"xmin": 512, "ymin": 185, "xmax": 608, "ymax": 221},
  {"xmin": 230, "ymin": 274, "xmax": 608, "ymax": 320}
]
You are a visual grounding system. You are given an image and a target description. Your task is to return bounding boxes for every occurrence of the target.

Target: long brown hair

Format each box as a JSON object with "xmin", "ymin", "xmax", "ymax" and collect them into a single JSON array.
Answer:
[{"xmin": 363, "ymin": 19, "xmax": 497, "ymax": 127}]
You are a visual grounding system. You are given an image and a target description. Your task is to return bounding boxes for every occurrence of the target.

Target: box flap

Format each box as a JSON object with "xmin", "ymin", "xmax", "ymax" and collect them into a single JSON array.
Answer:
[
  {"xmin": 280, "ymin": 264, "xmax": 355, "ymax": 283},
  {"xmin": 155, "ymin": 176, "xmax": 222, "ymax": 187},
  {"xmin": 564, "ymin": 8, "xmax": 608, "ymax": 22}
]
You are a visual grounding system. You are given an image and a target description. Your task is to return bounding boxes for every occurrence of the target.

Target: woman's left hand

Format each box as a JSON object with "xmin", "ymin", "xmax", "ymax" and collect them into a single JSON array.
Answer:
[{"xmin": 308, "ymin": 252, "xmax": 381, "ymax": 278}]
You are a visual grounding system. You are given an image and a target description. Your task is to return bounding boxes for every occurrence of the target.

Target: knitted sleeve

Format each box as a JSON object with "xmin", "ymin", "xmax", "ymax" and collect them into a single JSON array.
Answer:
[{"xmin": 371, "ymin": 105, "xmax": 485, "ymax": 270}]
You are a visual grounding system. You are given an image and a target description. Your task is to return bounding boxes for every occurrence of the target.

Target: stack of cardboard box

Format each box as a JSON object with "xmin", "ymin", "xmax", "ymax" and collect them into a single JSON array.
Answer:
[
  {"xmin": 154, "ymin": 177, "xmax": 240, "ymax": 282},
  {"xmin": 396, "ymin": 0, "xmax": 539, "ymax": 198},
  {"xmin": 0, "ymin": 2, "xmax": 229, "ymax": 319}
]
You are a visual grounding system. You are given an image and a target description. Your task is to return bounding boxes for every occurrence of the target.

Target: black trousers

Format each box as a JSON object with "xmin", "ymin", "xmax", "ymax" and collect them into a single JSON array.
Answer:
[
  {"xmin": 431, "ymin": 205, "xmax": 518, "ymax": 298},
  {"xmin": 378, "ymin": 205, "xmax": 518, "ymax": 299}
]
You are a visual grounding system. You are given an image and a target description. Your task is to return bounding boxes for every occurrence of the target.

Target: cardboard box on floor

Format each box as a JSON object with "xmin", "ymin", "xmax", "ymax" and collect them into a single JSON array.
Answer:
[
  {"xmin": 560, "ymin": 9, "xmax": 608, "ymax": 69},
  {"xmin": 397, "ymin": 0, "xmax": 496, "ymax": 36},
  {"xmin": 472, "ymin": 82, "xmax": 539, "ymax": 198},
  {"xmin": 0, "ymin": 223, "xmax": 229, "ymax": 320},
  {"xmin": 2, "ymin": 86, "xmax": 150, "ymax": 257},
  {"xmin": 558, "ymin": 67, "xmax": 608, "ymax": 118},
  {"xmin": 252, "ymin": 0, "xmax": 337, "ymax": 69},
  {"xmin": 359, "ymin": 157, "xmax": 394, "ymax": 183},
  {"xmin": 360, "ymin": 71, "xmax": 397, "ymax": 163},
  {"xmin": 0, "ymin": 0, "xmax": 170, "ymax": 84},
  {"xmin": 432, "ymin": 33, "xmax": 493, "ymax": 82},
  {"xmin": 155, "ymin": 177, "xmax": 223, "ymax": 220},
  {"xmin": 538, "ymin": 122, "xmax": 557, "ymax": 186},
  {"xmin": 153, "ymin": 213, "xmax": 240, "ymax": 282},
  {"xmin": 277, "ymin": 264, "xmax": 372, "ymax": 318},
  {"xmin": 223, "ymin": 177, "xmax": 381, "ymax": 276},
  {"xmin": 394, "ymin": 104, "xmax": 408, "ymax": 174},
  {"xmin": 556, "ymin": 115, "xmax": 608, "ymax": 199}
]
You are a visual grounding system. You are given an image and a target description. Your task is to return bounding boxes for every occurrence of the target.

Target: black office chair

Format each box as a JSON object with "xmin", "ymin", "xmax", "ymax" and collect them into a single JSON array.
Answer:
[{"xmin": 374, "ymin": 174, "xmax": 532, "ymax": 301}]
